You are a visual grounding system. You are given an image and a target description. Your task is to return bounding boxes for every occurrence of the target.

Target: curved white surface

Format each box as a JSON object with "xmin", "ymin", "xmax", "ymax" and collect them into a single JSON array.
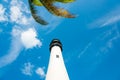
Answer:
[{"xmin": 46, "ymin": 46, "xmax": 69, "ymax": 80}]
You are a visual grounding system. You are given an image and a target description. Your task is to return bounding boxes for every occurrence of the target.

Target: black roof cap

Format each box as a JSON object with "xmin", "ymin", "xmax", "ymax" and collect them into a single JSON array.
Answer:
[{"xmin": 49, "ymin": 39, "xmax": 62, "ymax": 51}]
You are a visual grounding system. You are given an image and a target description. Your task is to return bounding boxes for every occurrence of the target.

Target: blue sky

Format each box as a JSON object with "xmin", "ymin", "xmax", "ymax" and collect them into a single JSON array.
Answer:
[{"xmin": 0, "ymin": 0, "xmax": 120, "ymax": 80}]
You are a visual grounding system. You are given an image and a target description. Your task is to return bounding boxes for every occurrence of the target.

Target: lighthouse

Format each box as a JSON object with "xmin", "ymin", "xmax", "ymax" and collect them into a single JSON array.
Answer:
[{"xmin": 45, "ymin": 39, "xmax": 69, "ymax": 80}]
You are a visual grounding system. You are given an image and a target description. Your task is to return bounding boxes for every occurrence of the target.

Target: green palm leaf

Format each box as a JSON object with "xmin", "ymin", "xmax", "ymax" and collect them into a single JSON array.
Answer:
[
  {"xmin": 29, "ymin": 0, "xmax": 48, "ymax": 25},
  {"xmin": 55, "ymin": 0, "xmax": 75, "ymax": 3}
]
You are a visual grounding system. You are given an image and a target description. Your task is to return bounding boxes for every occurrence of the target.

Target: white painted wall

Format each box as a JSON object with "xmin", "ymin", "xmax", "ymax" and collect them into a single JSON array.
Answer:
[{"xmin": 46, "ymin": 46, "xmax": 69, "ymax": 80}]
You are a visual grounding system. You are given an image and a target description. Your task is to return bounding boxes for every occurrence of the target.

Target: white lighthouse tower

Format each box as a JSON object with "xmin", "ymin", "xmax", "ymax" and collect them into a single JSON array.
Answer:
[{"xmin": 45, "ymin": 39, "xmax": 69, "ymax": 80}]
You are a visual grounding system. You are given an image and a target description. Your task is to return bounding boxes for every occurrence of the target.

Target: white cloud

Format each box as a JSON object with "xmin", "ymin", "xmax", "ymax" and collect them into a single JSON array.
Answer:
[
  {"xmin": 0, "ymin": 4, "xmax": 8, "ymax": 21},
  {"xmin": 21, "ymin": 28, "xmax": 42, "ymax": 49},
  {"xmin": 21, "ymin": 62, "xmax": 34, "ymax": 76},
  {"xmin": 21, "ymin": 63, "xmax": 46, "ymax": 78},
  {"xmin": 0, "ymin": 0, "xmax": 32, "ymax": 25},
  {"xmin": 12, "ymin": 27, "xmax": 22, "ymax": 37},
  {"xmin": 10, "ymin": 0, "xmax": 29, "ymax": 14},
  {"xmin": 10, "ymin": 0, "xmax": 31, "ymax": 25},
  {"xmin": 10, "ymin": 6, "xmax": 22, "ymax": 22},
  {"xmin": 36, "ymin": 67, "xmax": 46, "ymax": 78},
  {"xmin": 10, "ymin": 0, "xmax": 42, "ymax": 50}
]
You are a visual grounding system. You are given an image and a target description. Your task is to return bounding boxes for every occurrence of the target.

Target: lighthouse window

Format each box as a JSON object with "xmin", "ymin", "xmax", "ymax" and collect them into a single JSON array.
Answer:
[{"xmin": 56, "ymin": 55, "xmax": 59, "ymax": 58}]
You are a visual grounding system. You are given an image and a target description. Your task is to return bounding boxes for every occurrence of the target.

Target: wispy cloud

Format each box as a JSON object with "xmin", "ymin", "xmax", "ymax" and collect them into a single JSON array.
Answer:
[
  {"xmin": 10, "ymin": 0, "xmax": 31, "ymax": 25},
  {"xmin": 0, "ymin": 27, "xmax": 23, "ymax": 68},
  {"xmin": 76, "ymin": 6, "xmax": 120, "ymax": 69},
  {"xmin": 80, "ymin": 6, "xmax": 120, "ymax": 60},
  {"xmin": 3, "ymin": 0, "xmax": 8, "ymax": 2},
  {"xmin": 78, "ymin": 42, "xmax": 92, "ymax": 58},
  {"xmin": 89, "ymin": 6, "xmax": 120, "ymax": 28},
  {"xmin": 21, "ymin": 62, "xmax": 34, "ymax": 76},
  {"xmin": 36, "ymin": 67, "xmax": 46, "ymax": 79},
  {"xmin": 78, "ymin": 26, "xmax": 120, "ymax": 59},
  {"xmin": 0, "ymin": 4, "xmax": 8, "ymax": 22},
  {"xmin": 99, "ymin": 26, "xmax": 120, "ymax": 52}
]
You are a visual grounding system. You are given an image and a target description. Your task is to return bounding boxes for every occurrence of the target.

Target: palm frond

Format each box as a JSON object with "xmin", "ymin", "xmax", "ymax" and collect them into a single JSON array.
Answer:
[
  {"xmin": 29, "ymin": 0, "xmax": 48, "ymax": 25},
  {"xmin": 39, "ymin": 0, "xmax": 75, "ymax": 18},
  {"xmin": 55, "ymin": 0, "xmax": 75, "ymax": 3}
]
